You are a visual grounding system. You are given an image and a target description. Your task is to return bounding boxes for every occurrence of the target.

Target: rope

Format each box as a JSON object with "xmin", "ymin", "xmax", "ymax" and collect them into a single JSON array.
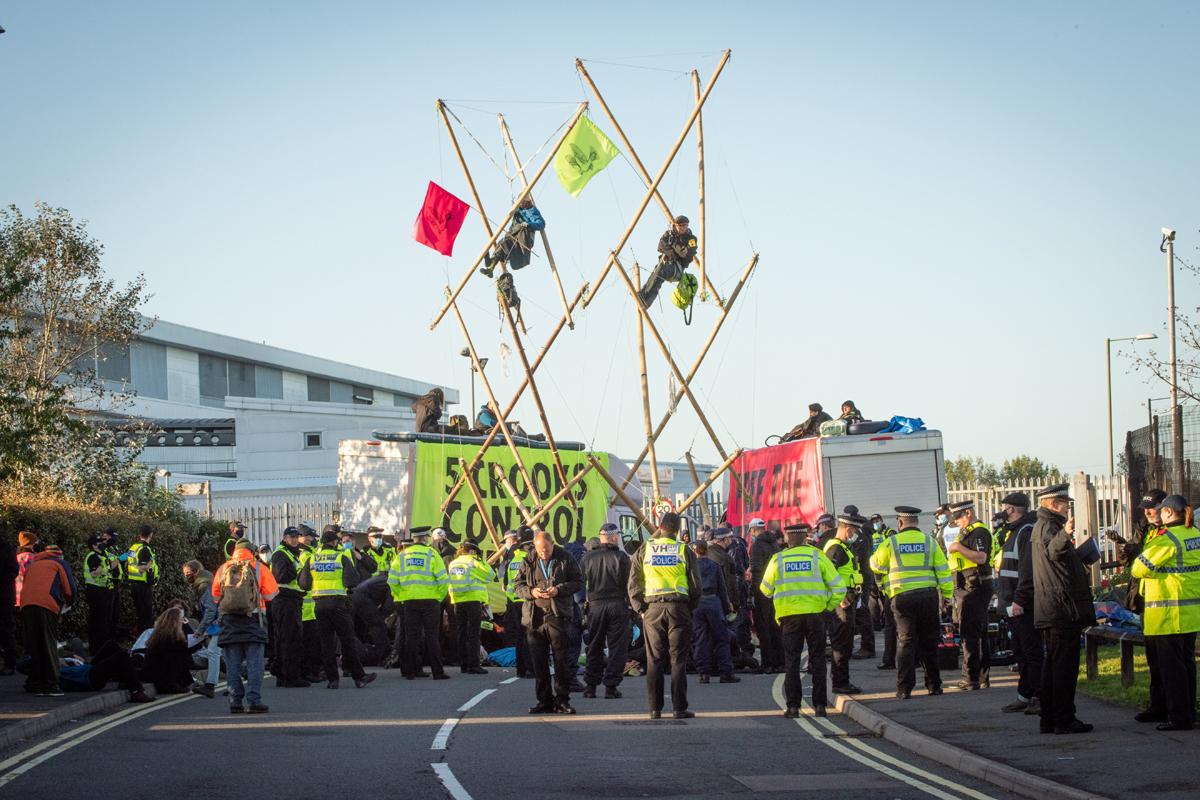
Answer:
[
  {"xmin": 723, "ymin": 156, "xmax": 756, "ymax": 252},
  {"xmin": 577, "ymin": 58, "xmax": 691, "ymax": 76},
  {"xmin": 442, "ymin": 105, "xmax": 510, "ymax": 181}
]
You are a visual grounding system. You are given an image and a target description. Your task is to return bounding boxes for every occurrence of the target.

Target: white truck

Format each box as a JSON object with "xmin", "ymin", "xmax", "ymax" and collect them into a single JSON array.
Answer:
[
  {"xmin": 727, "ymin": 429, "xmax": 948, "ymax": 531},
  {"xmin": 336, "ymin": 432, "xmax": 647, "ymax": 551}
]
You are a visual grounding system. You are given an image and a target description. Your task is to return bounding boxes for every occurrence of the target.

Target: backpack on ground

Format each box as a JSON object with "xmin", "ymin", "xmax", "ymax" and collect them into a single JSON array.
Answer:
[{"xmin": 219, "ymin": 560, "xmax": 261, "ymax": 615}]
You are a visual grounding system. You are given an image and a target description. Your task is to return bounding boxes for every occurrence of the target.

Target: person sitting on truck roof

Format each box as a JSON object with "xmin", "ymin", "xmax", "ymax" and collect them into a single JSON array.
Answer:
[
  {"xmin": 837, "ymin": 401, "xmax": 864, "ymax": 423},
  {"xmin": 412, "ymin": 388, "xmax": 446, "ymax": 434},
  {"xmin": 780, "ymin": 404, "xmax": 833, "ymax": 442}
]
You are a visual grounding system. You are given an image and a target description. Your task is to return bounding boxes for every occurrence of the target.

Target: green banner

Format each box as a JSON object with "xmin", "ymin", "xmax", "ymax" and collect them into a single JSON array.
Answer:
[
  {"xmin": 554, "ymin": 116, "xmax": 620, "ymax": 197},
  {"xmin": 412, "ymin": 441, "xmax": 611, "ymax": 552}
]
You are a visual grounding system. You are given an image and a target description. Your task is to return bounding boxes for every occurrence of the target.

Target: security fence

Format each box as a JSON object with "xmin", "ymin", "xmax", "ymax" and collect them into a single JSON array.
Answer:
[{"xmin": 1125, "ymin": 405, "xmax": 1200, "ymax": 504}]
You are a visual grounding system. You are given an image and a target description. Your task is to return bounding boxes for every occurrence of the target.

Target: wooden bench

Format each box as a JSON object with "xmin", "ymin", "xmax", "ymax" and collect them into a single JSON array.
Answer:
[{"xmin": 1083, "ymin": 625, "xmax": 1143, "ymax": 688}]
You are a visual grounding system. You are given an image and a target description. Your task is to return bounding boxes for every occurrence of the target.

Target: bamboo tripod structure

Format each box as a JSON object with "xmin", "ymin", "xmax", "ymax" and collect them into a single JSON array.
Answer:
[{"xmin": 426, "ymin": 48, "xmax": 755, "ymax": 540}]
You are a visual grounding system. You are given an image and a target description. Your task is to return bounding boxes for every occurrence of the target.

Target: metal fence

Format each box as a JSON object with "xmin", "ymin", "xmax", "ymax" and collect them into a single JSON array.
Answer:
[
  {"xmin": 181, "ymin": 488, "xmax": 338, "ymax": 548},
  {"xmin": 1125, "ymin": 406, "xmax": 1200, "ymax": 504}
]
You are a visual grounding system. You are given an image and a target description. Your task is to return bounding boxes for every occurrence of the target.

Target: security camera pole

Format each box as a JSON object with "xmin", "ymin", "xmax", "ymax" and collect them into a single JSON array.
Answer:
[{"xmin": 1163, "ymin": 227, "xmax": 1184, "ymax": 490}]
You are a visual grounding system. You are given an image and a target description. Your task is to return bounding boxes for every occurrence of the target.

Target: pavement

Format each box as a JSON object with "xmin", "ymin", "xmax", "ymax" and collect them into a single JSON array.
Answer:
[
  {"xmin": 0, "ymin": 672, "xmax": 131, "ymax": 748},
  {"xmin": 0, "ymin": 663, "xmax": 1025, "ymax": 799}
]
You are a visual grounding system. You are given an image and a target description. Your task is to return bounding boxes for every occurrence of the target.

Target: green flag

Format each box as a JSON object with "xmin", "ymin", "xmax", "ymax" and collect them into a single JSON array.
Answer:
[{"xmin": 554, "ymin": 116, "xmax": 620, "ymax": 197}]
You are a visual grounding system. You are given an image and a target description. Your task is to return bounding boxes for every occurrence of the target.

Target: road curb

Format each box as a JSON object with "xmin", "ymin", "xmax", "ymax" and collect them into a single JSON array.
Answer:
[
  {"xmin": 834, "ymin": 695, "xmax": 1111, "ymax": 800},
  {"xmin": 0, "ymin": 690, "xmax": 129, "ymax": 752}
]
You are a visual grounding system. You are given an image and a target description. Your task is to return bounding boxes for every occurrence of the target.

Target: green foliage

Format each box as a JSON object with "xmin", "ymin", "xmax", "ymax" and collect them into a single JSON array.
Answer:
[
  {"xmin": 0, "ymin": 487, "xmax": 230, "ymax": 644},
  {"xmin": 945, "ymin": 454, "xmax": 1065, "ymax": 486},
  {"xmin": 945, "ymin": 456, "xmax": 1000, "ymax": 486},
  {"xmin": 1000, "ymin": 455, "xmax": 1065, "ymax": 483},
  {"xmin": 1075, "ymin": 647, "xmax": 1200, "ymax": 711}
]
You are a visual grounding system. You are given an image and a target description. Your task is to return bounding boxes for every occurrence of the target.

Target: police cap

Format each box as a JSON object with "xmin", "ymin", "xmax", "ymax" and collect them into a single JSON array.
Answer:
[
  {"xmin": 894, "ymin": 506, "xmax": 922, "ymax": 516},
  {"xmin": 948, "ymin": 501, "xmax": 975, "ymax": 518},
  {"xmin": 837, "ymin": 513, "xmax": 866, "ymax": 529},
  {"xmin": 1157, "ymin": 494, "xmax": 1188, "ymax": 513},
  {"xmin": 1139, "ymin": 488, "xmax": 1167, "ymax": 509},
  {"xmin": 1035, "ymin": 483, "xmax": 1070, "ymax": 500}
]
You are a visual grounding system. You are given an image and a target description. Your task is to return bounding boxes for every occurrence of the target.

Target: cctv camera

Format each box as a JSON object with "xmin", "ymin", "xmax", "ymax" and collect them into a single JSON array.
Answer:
[{"xmin": 1162, "ymin": 228, "xmax": 1176, "ymax": 240}]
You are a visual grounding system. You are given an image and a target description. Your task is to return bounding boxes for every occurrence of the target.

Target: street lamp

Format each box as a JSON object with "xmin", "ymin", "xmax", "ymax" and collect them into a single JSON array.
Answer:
[
  {"xmin": 458, "ymin": 347, "xmax": 487, "ymax": 416},
  {"xmin": 1161, "ymin": 228, "xmax": 1183, "ymax": 490},
  {"xmin": 1108, "ymin": 333, "xmax": 1157, "ymax": 474}
]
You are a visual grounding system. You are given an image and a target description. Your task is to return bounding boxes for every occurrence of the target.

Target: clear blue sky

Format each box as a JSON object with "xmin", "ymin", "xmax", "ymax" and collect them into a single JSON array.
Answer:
[{"xmin": 4, "ymin": 2, "xmax": 1198, "ymax": 477}]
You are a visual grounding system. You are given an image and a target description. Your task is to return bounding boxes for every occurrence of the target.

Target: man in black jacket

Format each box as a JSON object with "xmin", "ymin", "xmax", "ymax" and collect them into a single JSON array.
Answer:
[
  {"xmin": 514, "ymin": 531, "xmax": 584, "ymax": 715},
  {"xmin": 411, "ymin": 388, "xmax": 446, "ymax": 434},
  {"xmin": 580, "ymin": 524, "xmax": 631, "ymax": 698},
  {"xmin": 1031, "ymin": 484, "xmax": 1093, "ymax": 735},
  {"xmin": 637, "ymin": 215, "xmax": 697, "ymax": 308},
  {"xmin": 994, "ymin": 493, "xmax": 1040, "ymax": 713},
  {"xmin": 747, "ymin": 521, "xmax": 783, "ymax": 673},
  {"xmin": 269, "ymin": 527, "xmax": 309, "ymax": 687}
]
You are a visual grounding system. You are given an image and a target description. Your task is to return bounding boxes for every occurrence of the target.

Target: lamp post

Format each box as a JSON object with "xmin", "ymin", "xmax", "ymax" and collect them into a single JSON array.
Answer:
[
  {"xmin": 1107, "ymin": 333, "xmax": 1157, "ymax": 474},
  {"xmin": 1161, "ymin": 228, "xmax": 1183, "ymax": 489},
  {"xmin": 459, "ymin": 347, "xmax": 487, "ymax": 416}
]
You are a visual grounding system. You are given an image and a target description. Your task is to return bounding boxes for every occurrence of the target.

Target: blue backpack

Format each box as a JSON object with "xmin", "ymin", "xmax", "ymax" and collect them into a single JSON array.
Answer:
[{"xmin": 516, "ymin": 206, "xmax": 545, "ymax": 231}]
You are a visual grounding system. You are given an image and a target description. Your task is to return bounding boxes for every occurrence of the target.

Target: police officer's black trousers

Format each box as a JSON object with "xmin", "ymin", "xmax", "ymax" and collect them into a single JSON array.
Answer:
[
  {"xmin": 826, "ymin": 601, "xmax": 855, "ymax": 688},
  {"xmin": 754, "ymin": 591, "xmax": 783, "ymax": 670},
  {"xmin": 454, "ymin": 601, "xmax": 483, "ymax": 671},
  {"xmin": 302, "ymin": 619, "xmax": 322, "ymax": 677},
  {"xmin": 1039, "ymin": 625, "xmax": 1082, "ymax": 730},
  {"xmin": 441, "ymin": 597, "xmax": 459, "ymax": 666},
  {"xmin": 403, "ymin": 599, "xmax": 445, "ymax": 678},
  {"xmin": 270, "ymin": 593, "xmax": 304, "ymax": 681},
  {"xmin": 129, "ymin": 582, "xmax": 154, "ymax": 632},
  {"xmin": 315, "ymin": 596, "xmax": 366, "ymax": 682},
  {"xmin": 84, "ymin": 586, "xmax": 114, "ymax": 656},
  {"xmin": 1147, "ymin": 632, "xmax": 1197, "ymax": 728},
  {"xmin": 527, "ymin": 611, "xmax": 572, "ymax": 707},
  {"xmin": 504, "ymin": 601, "xmax": 531, "ymax": 676},
  {"xmin": 781, "ymin": 613, "xmax": 827, "ymax": 708},
  {"xmin": 584, "ymin": 599, "xmax": 631, "ymax": 688},
  {"xmin": 955, "ymin": 586, "xmax": 990, "ymax": 684},
  {"xmin": 855, "ymin": 595, "xmax": 876, "ymax": 654},
  {"xmin": 881, "ymin": 594, "xmax": 897, "ymax": 666},
  {"xmin": 894, "ymin": 589, "xmax": 941, "ymax": 694},
  {"xmin": 1009, "ymin": 611, "xmax": 1042, "ymax": 700},
  {"xmin": 642, "ymin": 601, "xmax": 692, "ymax": 713}
]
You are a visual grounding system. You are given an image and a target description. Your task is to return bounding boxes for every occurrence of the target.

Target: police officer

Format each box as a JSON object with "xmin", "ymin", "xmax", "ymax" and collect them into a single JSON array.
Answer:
[
  {"xmin": 501, "ymin": 529, "xmax": 532, "ymax": 678},
  {"xmin": 946, "ymin": 501, "xmax": 995, "ymax": 690},
  {"xmin": 824, "ymin": 513, "xmax": 865, "ymax": 695},
  {"xmin": 298, "ymin": 526, "xmax": 377, "ymax": 689},
  {"xmin": 82, "ymin": 534, "xmax": 116, "ymax": 655},
  {"xmin": 628, "ymin": 512, "xmax": 701, "ymax": 720},
  {"xmin": 297, "ymin": 524, "xmax": 322, "ymax": 682},
  {"xmin": 390, "ymin": 526, "xmax": 449, "ymax": 680},
  {"xmin": 365, "ymin": 527, "xmax": 395, "ymax": 577},
  {"xmin": 101, "ymin": 527, "xmax": 125, "ymax": 643},
  {"xmin": 761, "ymin": 522, "xmax": 845, "ymax": 718},
  {"xmin": 1130, "ymin": 494, "xmax": 1199, "ymax": 731},
  {"xmin": 994, "ymin": 492, "xmax": 1041, "ymax": 714},
  {"xmin": 224, "ymin": 521, "xmax": 246, "ymax": 560},
  {"xmin": 870, "ymin": 506, "xmax": 952, "ymax": 699},
  {"xmin": 867, "ymin": 514, "xmax": 898, "ymax": 670},
  {"xmin": 126, "ymin": 525, "xmax": 159, "ymax": 633},
  {"xmin": 269, "ymin": 526, "xmax": 309, "ymax": 688},
  {"xmin": 447, "ymin": 542, "xmax": 495, "ymax": 675}
]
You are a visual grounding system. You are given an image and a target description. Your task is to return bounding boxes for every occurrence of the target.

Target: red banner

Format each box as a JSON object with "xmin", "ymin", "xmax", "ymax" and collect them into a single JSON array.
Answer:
[{"xmin": 726, "ymin": 440, "xmax": 825, "ymax": 526}]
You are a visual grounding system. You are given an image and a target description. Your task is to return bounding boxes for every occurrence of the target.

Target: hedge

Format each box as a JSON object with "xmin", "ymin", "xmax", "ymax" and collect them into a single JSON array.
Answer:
[{"xmin": 1, "ymin": 486, "xmax": 230, "ymax": 645}]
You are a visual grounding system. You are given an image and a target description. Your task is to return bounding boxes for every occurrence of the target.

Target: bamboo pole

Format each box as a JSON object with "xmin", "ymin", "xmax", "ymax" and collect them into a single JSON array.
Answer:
[
  {"xmin": 634, "ymin": 261, "xmax": 661, "ymax": 502},
  {"xmin": 692, "ymin": 70, "xmax": 708, "ymax": 304},
  {"xmin": 525, "ymin": 462, "xmax": 596, "ymax": 527},
  {"xmin": 459, "ymin": 457, "xmax": 503, "ymax": 554},
  {"xmin": 436, "ymin": 101, "xmax": 528, "ymax": 334},
  {"xmin": 611, "ymin": 255, "xmax": 747, "ymax": 499},
  {"xmin": 447, "ymin": 293, "xmax": 539, "ymax": 500},
  {"xmin": 613, "ymin": 253, "xmax": 759, "ymax": 500},
  {"xmin": 588, "ymin": 455, "xmax": 654, "ymax": 536},
  {"xmin": 579, "ymin": 52, "xmax": 731, "ymax": 309},
  {"xmin": 684, "ymin": 451, "xmax": 714, "ymax": 527},
  {"xmin": 497, "ymin": 298, "xmax": 573, "ymax": 502},
  {"xmin": 497, "ymin": 114, "xmax": 575, "ymax": 329},
  {"xmin": 676, "ymin": 448, "xmax": 742, "ymax": 515},
  {"xmin": 431, "ymin": 102, "xmax": 587, "ymax": 330},
  {"xmin": 576, "ymin": 55, "xmax": 727, "ymax": 308},
  {"xmin": 440, "ymin": 282, "xmax": 587, "ymax": 515},
  {"xmin": 492, "ymin": 463, "xmax": 537, "ymax": 527}
]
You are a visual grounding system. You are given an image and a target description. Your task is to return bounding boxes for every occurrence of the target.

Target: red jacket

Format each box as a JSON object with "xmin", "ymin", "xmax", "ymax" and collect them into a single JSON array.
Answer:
[{"xmin": 18, "ymin": 551, "xmax": 76, "ymax": 615}]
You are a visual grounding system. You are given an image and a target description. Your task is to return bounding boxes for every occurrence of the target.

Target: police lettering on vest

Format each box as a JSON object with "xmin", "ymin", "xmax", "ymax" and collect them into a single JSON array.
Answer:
[
  {"xmin": 1132, "ymin": 523, "xmax": 1200, "ymax": 635},
  {"xmin": 642, "ymin": 539, "xmax": 688, "ymax": 598}
]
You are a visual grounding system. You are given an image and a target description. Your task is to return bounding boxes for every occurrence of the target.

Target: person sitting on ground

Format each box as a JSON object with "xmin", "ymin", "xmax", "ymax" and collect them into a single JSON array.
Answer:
[
  {"xmin": 837, "ymin": 400, "xmax": 864, "ymax": 423},
  {"xmin": 781, "ymin": 404, "xmax": 833, "ymax": 442},
  {"xmin": 182, "ymin": 560, "xmax": 221, "ymax": 699},
  {"xmin": 637, "ymin": 215, "xmax": 697, "ymax": 308},
  {"xmin": 141, "ymin": 606, "xmax": 200, "ymax": 694},
  {"xmin": 481, "ymin": 198, "xmax": 543, "ymax": 277},
  {"xmin": 411, "ymin": 388, "xmax": 446, "ymax": 434},
  {"xmin": 77, "ymin": 640, "xmax": 153, "ymax": 702}
]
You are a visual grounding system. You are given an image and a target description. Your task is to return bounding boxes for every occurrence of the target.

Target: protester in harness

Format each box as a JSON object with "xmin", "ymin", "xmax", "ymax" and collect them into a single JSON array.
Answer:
[
  {"xmin": 411, "ymin": 388, "xmax": 446, "ymax": 434},
  {"xmin": 781, "ymin": 404, "xmax": 833, "ymax": 443},
  {"xmin": 481, "ymin": 198, "xmax": 545, "ymax": 278},
  {"xmin": 637, "ymin": 215, "xmax": 697, "ymax": 308}
]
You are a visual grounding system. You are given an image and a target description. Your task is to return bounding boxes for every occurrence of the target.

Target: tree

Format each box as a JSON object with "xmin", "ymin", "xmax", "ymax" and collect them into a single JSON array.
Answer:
[
  {"xmin": 1131, "ymin": 248, "xmax": 1200, "ymax": 404},
  {"xmin": 945, "ymin": 456, "xmax": 1000, "ymax": 486},
  {"xmin": 1000, "ymin": 455, "xmax": 1065, "ymax": 484}
]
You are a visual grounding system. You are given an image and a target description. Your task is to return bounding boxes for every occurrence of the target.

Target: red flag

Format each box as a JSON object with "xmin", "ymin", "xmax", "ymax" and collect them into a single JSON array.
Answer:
[{"xmin": 412, "ymin": 181, "xmax": 470, "ymax": 256}]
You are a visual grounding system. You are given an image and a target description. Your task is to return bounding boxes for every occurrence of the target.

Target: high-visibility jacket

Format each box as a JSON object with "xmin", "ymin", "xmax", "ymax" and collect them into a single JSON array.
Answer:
[
  {"xmin": 299, "ymin": 548, "xmax": 316, "ymax": 621},
  {"xmin": 997, "ymin": 522, "xmax": 1034, "ymax": 581},
  {"xmin": 870, "ymin": 529, "xmax": 952, "ymax": 600},
  {"xmin": 367, "ymin": 546, "xmax": 396, "ymax": 576},
  {"xmin": 272, "ymin": 544, "xmax": 303, "ymax": 592},
  {"xmin": 83, "ymin": 550, "xmax": 113, "ymax": 589},
  {"xmin": 642, "ymin": 538, "xmax": 688, "ymax": 599},
  {"xmin": 823, "ymin": 538, "xmax": 862, "ymax": 590},
  {"xmin": 388, "ymin": 544, "xmax": 448, "ymax": 602},
  {"xmin": 308, "ymin": 546, "xmax": 351, "ymax": 597},
  {"xmin": 448, "ymin": 554, "xmax": 495, "ymax": 604},
  {"xmin": 1131, "ymin": 523, "xmax": 1200, "ymax": 635},
  {"xmin": 871, "ymin": 526, "xmax": 895, "ymax": 553},
  {"xmin": 759, "ymin": 545, "xmax": 844, "ymax": 622},
  {"xmin": 504, "ymin": 548, "xmax": 528, "ymax": 603},
  {"xmin": 126, "ymin": 542, "xmax": 157, "ymax": 583},
  {"xmin": 948, "ymin": 522, "xmax": 995, "ymax": 575}
]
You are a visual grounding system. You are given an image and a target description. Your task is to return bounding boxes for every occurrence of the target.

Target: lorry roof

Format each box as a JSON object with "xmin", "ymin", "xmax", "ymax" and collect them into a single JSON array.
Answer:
[{"xmin": 369, "ymin": 431, "xmax": 587, "ymax": 451}]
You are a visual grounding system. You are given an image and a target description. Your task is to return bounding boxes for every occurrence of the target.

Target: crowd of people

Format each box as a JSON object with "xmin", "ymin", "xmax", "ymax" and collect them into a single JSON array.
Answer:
[{"xmin": 3, "ymin": 486, "xmax": 1196, "ymax": 733}]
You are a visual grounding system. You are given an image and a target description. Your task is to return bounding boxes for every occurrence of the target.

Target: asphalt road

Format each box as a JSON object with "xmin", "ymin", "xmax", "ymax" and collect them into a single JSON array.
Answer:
[{"xmin": 0, "ymin": 668, "xmax": 1026, "ymax": 800}]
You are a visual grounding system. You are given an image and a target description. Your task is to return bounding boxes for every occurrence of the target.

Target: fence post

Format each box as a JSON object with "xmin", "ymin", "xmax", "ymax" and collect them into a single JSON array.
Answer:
[{"xmin": 1071, "ymin": 472, "xmax": 1101, "ymax": 589}]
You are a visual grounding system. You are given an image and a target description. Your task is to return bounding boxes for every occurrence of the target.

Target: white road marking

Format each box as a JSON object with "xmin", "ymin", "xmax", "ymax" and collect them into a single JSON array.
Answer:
[
  {"xmin": 431, "ymin": 718, "xmax": 459, "ymax": 750},
  {"xmin": 431, "ymin": 762, "xmax": 474, "ymax": 800},
  {"xmin": 457, "ymin": 689, "xmax": 496, "ymax": 713},
  {"xmin": 771, "ymin": 675, "xmax": 996, "ymax": 800},
  {"xmin": 500, "ymin": 677, "xmax": 519, "ymax": 685}
]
